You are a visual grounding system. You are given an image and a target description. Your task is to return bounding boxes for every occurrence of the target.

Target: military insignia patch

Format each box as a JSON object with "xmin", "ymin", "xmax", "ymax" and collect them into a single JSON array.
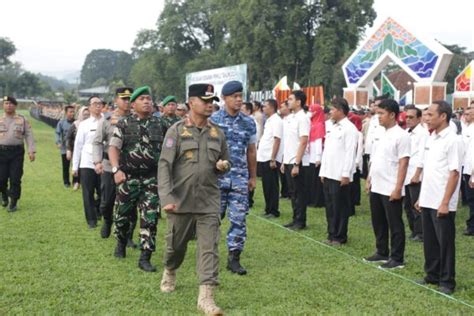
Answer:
[
  {"xmin": 210, "ymin": 127, "xmax": 218, "ymax": 138},
  {"xmin": 185, "ymin": 150, "xmax": 193, "ymax": 160},
  {"xmin": 165, "ymin": 137, "xmax": 175, "ymax": 148},
  {"xmin": 181, "ymin": 127, "xmax": 192, "ymax": 137}
]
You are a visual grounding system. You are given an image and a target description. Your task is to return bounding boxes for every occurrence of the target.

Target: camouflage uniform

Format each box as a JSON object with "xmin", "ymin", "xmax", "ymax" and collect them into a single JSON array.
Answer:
[
  {"xmin": 93, "ymin": 111, "xmax": 138, "ymax": 239},
  {"xmin": 109, "ymin": 114, "xmax": 164, "ymax": 251},
  {"xmin": 210, "ymin": 109, "xmax": 256, "ymax": 252},
  {"xmin": 161, "ymin": 114, "xmax": 181, "ymax": 130}
]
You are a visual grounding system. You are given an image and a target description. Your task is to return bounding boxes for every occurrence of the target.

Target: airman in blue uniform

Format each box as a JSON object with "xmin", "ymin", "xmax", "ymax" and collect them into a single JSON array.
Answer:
[{"xmin": 210, "ymin": 80, "xmax": 257, "ymax": 275}]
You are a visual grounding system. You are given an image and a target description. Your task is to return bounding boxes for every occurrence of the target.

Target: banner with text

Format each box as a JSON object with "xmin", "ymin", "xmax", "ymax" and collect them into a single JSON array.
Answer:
[{"xmin": 185, "ymin": 64, "xmax": 247, "ymax": 102}]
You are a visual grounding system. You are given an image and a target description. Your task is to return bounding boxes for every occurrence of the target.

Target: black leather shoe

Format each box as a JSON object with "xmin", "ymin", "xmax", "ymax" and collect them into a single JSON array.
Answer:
[
  {"xmin": 8, "ymin": 199, "xmax": 17, "ymax": 212},
  {"xmin": 100, "ymin": 221, "xmax": 112, "ymax": 238},
  {"xmin": 1, "ymin": 192, "xmax": 8, "ymax": 207},
  {"xmin": 227, "ymin": 250, "xmax": 247, "ymax": 275},
  {"xmin": 289, "ymin": 224, "xmax": 306, "ymax": 231},
  {"xmin": 283, "ymin": 222, "xmax": 295, "ymax": 228},
  {"xmin": 114, "ymin": 240, "xmax": 126, "ymax": 258},
  {"xmin": 439, "ymin": 286, "xmax": 454, "ymax": 295},
  {"xmin": 463, "ymin": 229, "xmax": 474, "ymax": 236},
  {"xmin": 416, "ymin": 278, "xmax": 439, "ymax": 286},
  {"xmin": 138, "ymin": 250, "xmax": 157, "ymax": 272}
]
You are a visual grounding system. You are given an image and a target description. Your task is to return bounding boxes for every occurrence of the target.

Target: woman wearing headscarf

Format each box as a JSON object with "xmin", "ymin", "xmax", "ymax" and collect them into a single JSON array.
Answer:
[
  {"xmin": 308, "ymin": 103, "xmax": 326, "ymax": 207},
  {"xmin": 66, "ymin": 106, "xmax": 90, "ymax": 190}
]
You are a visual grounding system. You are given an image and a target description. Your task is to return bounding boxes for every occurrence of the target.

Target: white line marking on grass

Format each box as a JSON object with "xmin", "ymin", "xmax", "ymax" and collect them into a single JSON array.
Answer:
[{"xmin": 250, "ymin": 213, "xmax": 474, "ymax": 310}]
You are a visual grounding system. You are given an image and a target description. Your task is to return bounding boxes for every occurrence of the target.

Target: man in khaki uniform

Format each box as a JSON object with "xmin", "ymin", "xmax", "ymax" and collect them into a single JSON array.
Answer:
[
  {"xmin": 158, "ymin": 84, "xmax": 230, "ymax": 316},
  {"xmin": 0, "ymin": 96, "xmax": 36, "ymax": 212},
  {"xmin": 92, "ymin": 87, "xmax": 137, "ymax": 241}
]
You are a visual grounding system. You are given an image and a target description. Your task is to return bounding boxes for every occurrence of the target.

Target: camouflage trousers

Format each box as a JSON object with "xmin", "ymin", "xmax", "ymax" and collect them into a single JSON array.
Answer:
[
  {"xmin": 220, "ymin": 188, "xmax": 249, "ymax": 252},
  {"xmin": 114, "ymin": 174, "xmax": 159, "ymax": 251}
]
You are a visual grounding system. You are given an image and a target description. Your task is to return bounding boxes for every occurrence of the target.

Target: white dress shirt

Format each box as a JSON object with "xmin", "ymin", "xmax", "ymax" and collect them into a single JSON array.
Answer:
[
  {"xmin": 370, "ymin": 124, "xmax": 410, "ymax": 196},
  {"xmin": 72, "ymin": 115, "xmax": 103, "ymax": 171},
  {"xmin": 462, "ymin": 123, "xmax": 474, "ymax": 175},
  {"xmin": 364, "ymin": 114, "xmax": 380, "ymax": 155},
  {"xmin": 282, "ymin": 109, "xmax": 311, "ymax": 165},
  {"xmin": 404, "ymin": 123, "xmax": 429, "ymax": 185},
  {"xmin": 419, "ymin": 126, "xmax": 464, "ymax": 212},
  {"xmin": 354, "ymin": 131, "xmax": 364, "ymax": 174},
  {"xmin": 257, "ymin": 113, "xmax": 283, "ymax": 163},
  {"xmin": 320, "ymin": 117, "xmax": 359, "ymax": 181}
]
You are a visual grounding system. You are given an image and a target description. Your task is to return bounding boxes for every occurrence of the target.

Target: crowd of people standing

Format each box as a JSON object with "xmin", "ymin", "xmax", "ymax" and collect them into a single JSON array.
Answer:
[{"xmin": 4, "ymin": 81, "xmax": 473, "ymax": 314}]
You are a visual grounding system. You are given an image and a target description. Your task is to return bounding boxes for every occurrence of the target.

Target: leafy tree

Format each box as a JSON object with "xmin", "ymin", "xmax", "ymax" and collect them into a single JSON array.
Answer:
[
  {"xmin": 80, "ymin": 49, "xmax": 133, "ymax": 88},
  {"xmin": 129, "ymin": 0, "xmax": 377, "ymax": 99},
  {"xmin": 0, "ymin": 37, "xmax": 16, "ymax": 66}
]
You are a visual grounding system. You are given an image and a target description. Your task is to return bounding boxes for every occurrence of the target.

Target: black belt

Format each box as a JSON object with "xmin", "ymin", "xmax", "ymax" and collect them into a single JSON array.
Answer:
[{"xmin": 0, "ymin": 145, "xmax": 23, "ymax": 151}]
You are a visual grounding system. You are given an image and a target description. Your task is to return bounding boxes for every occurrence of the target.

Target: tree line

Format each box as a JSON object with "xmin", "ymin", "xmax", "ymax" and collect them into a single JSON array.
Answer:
[{"xmin": 81, "ymin": 0, "xmax": 377, "ymax": 100}]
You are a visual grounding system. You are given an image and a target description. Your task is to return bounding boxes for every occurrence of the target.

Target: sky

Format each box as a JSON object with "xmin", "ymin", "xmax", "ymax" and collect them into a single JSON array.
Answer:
[{"xmin": 1, "ymin": 0, "xmax": 472, "ymax": 81}]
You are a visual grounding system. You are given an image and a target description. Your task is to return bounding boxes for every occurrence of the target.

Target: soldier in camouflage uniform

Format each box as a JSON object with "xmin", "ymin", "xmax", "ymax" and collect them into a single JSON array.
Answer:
[
  {"xmin": 210, "ymin": 81, "xmax": 257, "ymax": 275},
  {"xmin": 108, "ymin": 86, "xmax": 165, "ymax": 272},
  {"xmin": 161, "ymin": 95, "xmax": 181, "ymax": 129},
  {"xmin": 0, "ymin": 96, "xmax": 36, "ymax": 212},
  {"xmin": 92, "ymin": 87, "xmax": 137, "ymax": 243}
]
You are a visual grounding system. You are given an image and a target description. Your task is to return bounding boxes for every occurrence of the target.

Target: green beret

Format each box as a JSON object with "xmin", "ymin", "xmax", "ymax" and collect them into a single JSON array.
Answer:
[
  {"xmin": 162, "ymin": 95, "xmax": 177, "ymax": 106},
  {"xmin": 130, "ymin": 86, "xmax": 152, "ymax": 103}
]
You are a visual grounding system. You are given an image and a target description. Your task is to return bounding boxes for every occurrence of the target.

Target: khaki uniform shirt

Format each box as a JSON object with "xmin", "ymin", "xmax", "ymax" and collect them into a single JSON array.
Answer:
[
  {"xmin": 0, "ymin": 113, "xmax": 36, "ymax": 153},
  {"xmin": 158, "ymin": 117, "xmax": 230, "ymax": 214},
  {"xmin": 92, "ymin": 111, "xmax": 124, "ymax": 172}
]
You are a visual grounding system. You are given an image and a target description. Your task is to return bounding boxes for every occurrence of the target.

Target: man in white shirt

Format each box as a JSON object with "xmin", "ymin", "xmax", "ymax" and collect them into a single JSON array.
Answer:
[
  {"xmin": 320, "ymin": 97, "xmax": 358, "ymax": 245},
  {"xmin": 462, "ymin": 106, "xmax": 474, "ymax": 235},
  {"xmin": 365, "ymin": 99, "xmax": 410, "ymax": 269},
  {"xmin": 72, "ymin": 96, "xmax": 104, "ymax": 228},
  {"xmin": 403, "ymin": 105, "xmax": 429, "ymax": 242},
  {"xmin": 362, "ymin": 95, "xmax": 387, "ymax": 178},
  {"xmin": 257, "ymin": 99, "xmax": 283, "ymax": 218},
  {"xmin": 417, "ymin": 101, "xmax": 463, "ymax": 295},
  {"xmin": 282, "ymin": 90, "xmax": 311, "ymax": 230}
]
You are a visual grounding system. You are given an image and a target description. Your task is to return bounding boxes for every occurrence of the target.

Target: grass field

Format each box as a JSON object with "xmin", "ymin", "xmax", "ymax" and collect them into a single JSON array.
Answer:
[{"xmin": 1, "ymin": 112, "xmax": 474, "ymax": 315}]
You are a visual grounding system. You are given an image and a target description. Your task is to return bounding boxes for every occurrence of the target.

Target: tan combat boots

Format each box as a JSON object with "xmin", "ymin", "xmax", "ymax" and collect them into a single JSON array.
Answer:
[{"xmin": 197, "ymin": 284, "xmax": 224, "ymax": 315}]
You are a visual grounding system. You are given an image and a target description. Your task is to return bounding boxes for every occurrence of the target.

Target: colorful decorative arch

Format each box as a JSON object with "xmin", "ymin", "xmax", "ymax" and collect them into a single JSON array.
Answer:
[
  {"xmin": 455, "ymin": 62, "xmax": 472, "ymax": 92},
  {"xmin": 343, "ymin": 17, "xmax": 452, "ymax": 87}
]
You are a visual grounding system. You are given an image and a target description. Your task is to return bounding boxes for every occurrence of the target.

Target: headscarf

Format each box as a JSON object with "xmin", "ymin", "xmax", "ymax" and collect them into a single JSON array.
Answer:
[
  {"xmin": 74, "ymin": 106, "xmax": 89, "ymax": 128},
  {"xmin": 309, "ymin": 103, "xmax": 325, "ymax": 142}
]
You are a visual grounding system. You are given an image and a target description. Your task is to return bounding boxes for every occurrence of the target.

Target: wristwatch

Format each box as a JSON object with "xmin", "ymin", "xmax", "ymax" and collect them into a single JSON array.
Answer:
[{"xmin": 112, "ymin": 166, "xmax": 120, "ymax": 174}]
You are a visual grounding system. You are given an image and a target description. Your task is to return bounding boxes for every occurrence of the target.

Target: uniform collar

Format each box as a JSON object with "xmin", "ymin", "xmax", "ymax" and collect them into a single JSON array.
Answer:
[
  {"xmin": 184, "ymin": 115, "xmax": 212, "ymax": 129},
  {"xmin": 89, "ymin": 114, "xmax": 103, "ymax": 122},
  {"xmin": 222, "ymin": 108, "xmax": 242, "ymax": 120},
  {"xmin": 434, "ymin": 125, "xmax": 451, "ymax": 139},
  {"xmin": 131, "ymin": 113, "xmax": 151, "ymax": 121},
  {"xmin": 334, "ymin": 117, "xmax": 349, "ymax": 126},
  {"xmin": 410, "ymin": 123, "xmax": 423, "ymax": 134}
]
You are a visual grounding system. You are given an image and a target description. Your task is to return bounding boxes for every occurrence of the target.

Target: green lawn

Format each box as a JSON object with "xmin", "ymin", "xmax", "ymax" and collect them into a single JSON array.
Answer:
[{"xmin": 0, "ymin": 112, "xmax": 473, "ymax": 314}]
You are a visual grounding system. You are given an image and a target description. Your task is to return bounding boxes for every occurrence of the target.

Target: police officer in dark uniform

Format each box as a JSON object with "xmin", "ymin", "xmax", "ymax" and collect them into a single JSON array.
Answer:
[
  {"xmin": 109, "ymin": 86, "xmax": 165, "ymax": 272},
  {"xmin": 0, "ymin": 96, "xmax": 36, "ymax": 212}
]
